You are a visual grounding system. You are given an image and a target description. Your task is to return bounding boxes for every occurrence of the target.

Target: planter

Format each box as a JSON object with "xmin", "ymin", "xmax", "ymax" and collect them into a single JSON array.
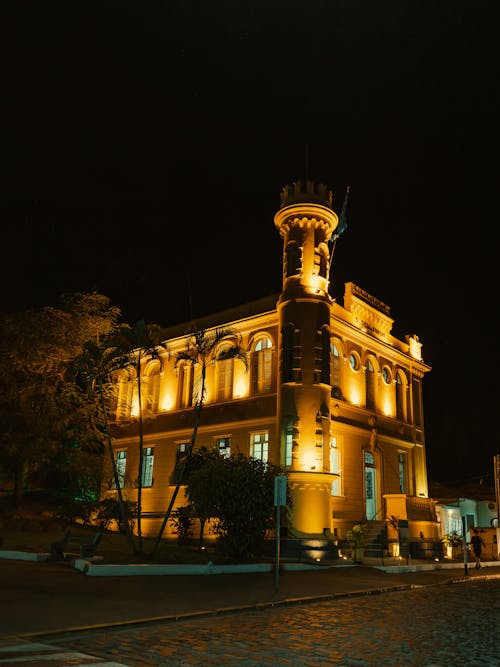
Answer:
[
  {"xmin": 388, "ymin": 541, "xmax": 400, "ymax": 557},
  {"xmin": 353, "ymin": 546, "xmax": 365, "ymax": 563}
]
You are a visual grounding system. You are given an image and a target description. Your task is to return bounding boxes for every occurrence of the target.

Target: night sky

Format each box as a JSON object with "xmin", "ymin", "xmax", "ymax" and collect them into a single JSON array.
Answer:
[{"xmin": 1, "ymin": 3, "xmax": 498, "ymax": 485}]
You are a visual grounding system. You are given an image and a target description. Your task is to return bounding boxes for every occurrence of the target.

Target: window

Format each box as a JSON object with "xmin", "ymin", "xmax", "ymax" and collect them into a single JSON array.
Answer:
[
  {"xmin": 141, "ymin": 447, "xmax": 154, "ymax": 487},
  {"xmin": 282, "ymin": 325, "xmax": 301, "ymax": 383},
  {"xmin": 286, "ymin": 241, "xmax": 302, "ymax": 277},
  {"xmin": 178, "ymin": 362, "xmax": 193, "ymax": 409},
  {"xmin": 216, "ymin": 437, "xmax": 231, "ymax": 458},
  {"xmin": 382, "ymin": 366, "xmax": 391, "ymax": 384},
  {"xmin": 113, "ymin": 450, "xmax": 127, "ymax": 488},
  {"xmin": 251, "ymin": 432, "xmax": 269, "ymax": 462},
  {"xmin": 284, "ymin": 419, "xmax": 293, "ymax": 467},
  {"xmin": 176, "ymin": 442, "xmax": 188, "ymax": 463},
  {"xmin": 349, "ymin": 352, "xmax": 360, "ymax": 371},
  {"xmin": 365, "ymin": 359, "xmax": 375, "ymax": 410},
  {"xmin": 251, "ymin": 336, "xmax": 273, "ymax": 394},
  {"xmin": 216, "ymin": 356, "xmax": 233, "ymax": 402},
  {"xmin": 145, "ymin": 365, "xmax": 161, "ymax": 414},
  {"xmin": 398, "ymin": 453, "xmax": 406, "ymax": 493},
  {"xmin": 396, "ymin": 371, "xmax": 405, "ymax": 420},
  {"xmin": 117, "ymin": 376, "xmax": 134, "ymax": 420},
  {"xmin": 331, "ymin": 343, "xmax": 341, "ymax": 388},
  {"xmin": 172, "ymin": 443, "xmax": 189, "ymax": 484},
  {"xmin": 330, "ymin": 436, "xmax": 341, "ymax": 496}
]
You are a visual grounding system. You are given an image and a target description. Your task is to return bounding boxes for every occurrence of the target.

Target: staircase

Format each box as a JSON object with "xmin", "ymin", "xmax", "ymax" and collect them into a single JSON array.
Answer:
[{"xmin": 363, "ymin": 520, "xmax": 387, "ymax": 558}]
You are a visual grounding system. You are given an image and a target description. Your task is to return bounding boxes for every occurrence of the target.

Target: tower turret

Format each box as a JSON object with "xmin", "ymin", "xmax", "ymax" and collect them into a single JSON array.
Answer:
[
  {"xmin": 275, "ymin": 180, "xmax": 340, "ymax": 540},
  {"xmin": 274, "ymin": 180, "xmax": 338, "ymax": 302}
]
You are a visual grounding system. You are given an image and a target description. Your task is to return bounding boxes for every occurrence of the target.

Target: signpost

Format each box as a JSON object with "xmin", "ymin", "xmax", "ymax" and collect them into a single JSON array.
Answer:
[
  {"xmin": 274, "ymin": 475, "xmax": 287, "ymax": 591},
  {"xmin": 462, "ymin": 515, "xmax": 468, "ymax": 576}
]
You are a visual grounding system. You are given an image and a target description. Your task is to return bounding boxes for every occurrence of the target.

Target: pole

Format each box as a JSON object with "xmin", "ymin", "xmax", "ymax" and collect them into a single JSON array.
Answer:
[
  {"xmin": 495, "ymin": 455, "xmax": 500, "ymax": 560},
  {"xmin": 275, "ymin": 504, "xmax": 281, "ymax": 592},
  {"xmin": 462, "ymin": 515, "xmax": 468, "ymax": 576},
  {"xmin": 274, "ymin": 475, "xmax": 286, "ymax": 592}
]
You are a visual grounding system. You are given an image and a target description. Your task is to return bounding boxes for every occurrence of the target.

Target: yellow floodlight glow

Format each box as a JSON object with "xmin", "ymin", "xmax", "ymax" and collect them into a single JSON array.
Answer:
[
  {"xmin": 233, "ymin": 376, "xmax": 248, "ymax": 399},
  {"xmin": 301, "ymin": 451, "xmax": 317, "ymax": 471},
  {"xmin": 130, "ymin": 398, "xmax": 140, "ymax": 418},
  {"xmin": 161, "ymin": 393, "xmax": 174, "ymax": 412}
]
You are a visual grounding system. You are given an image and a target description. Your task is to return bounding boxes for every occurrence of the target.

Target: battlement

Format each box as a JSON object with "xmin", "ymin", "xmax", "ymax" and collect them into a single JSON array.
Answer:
[{"xmin": 280, "ymin": 180, "xmax": 333, "ymax": 209}]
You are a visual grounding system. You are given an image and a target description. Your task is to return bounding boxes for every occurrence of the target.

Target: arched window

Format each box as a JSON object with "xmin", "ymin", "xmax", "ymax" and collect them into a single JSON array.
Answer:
[
  {"xmin": 215, "ymin": 345, "xmax": 234, "ymax": 402},
  {"xmin": 116, "ymin": 369, "xmax": 134, "ymax": 421},
  {"xmin": 331, "ymin": 343, "xmax": 341, "ymax": 394},
  {"xmin": 396, "ymin": 370, "xmax": 406, "ymax": 421},
  {"xmin": 286, "ymin": 241, "xmax": 302, "ymax": 277},
  {"xmin": 365, "ymin": 359, "xmax": 376, "ymax": 410},
  {"xmin": 144, "ymin": 363, "xmax": 161, "ymax": 414},
  {"xmin": 251, "ymin": 335, "xmax": 273, "ymax": 394},
  {"xmin": 177, "ymin": 361, "xmax": 193, "ymax": 409}
]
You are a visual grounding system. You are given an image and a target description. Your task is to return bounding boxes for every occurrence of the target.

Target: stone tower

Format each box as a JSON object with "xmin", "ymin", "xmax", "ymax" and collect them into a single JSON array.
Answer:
[{"xmin": 274, "ymin": 181, "xmax": 339, "ymax": 539}]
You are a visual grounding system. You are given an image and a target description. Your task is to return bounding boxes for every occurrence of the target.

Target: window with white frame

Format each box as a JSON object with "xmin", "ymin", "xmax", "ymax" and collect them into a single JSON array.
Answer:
[
  {"xmin": 285, "ymin": 419, "xmax": 293, "ymax": 468},
  {"xmin": 251, "ymin": 432, "xmax": 269, "ymax": 462},
  {"xmin": 251, "ymin": 336, "xmax": 273, "ymax": 394},
  {"xmin": 176, "ymin": 442, "xmax": 188, "ymax": 464},
  {"xmin": 141, "ymin": 447, "xmax": 154, "ymax": 487},
  {"xmin": 113, "ymin": 450, "xmax": 127, "ymax": 488},
  {"xmin": 216, "ymin": 436, "xmax": 231, "ymax": 458},
  {"xmin": 330, "ymin": 436, "xmax": 341, "ymax": 496}
]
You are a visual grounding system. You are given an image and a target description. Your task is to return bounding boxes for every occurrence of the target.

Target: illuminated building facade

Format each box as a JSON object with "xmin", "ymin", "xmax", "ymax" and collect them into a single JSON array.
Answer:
[{"xmin": 107, "ymin": 181, "xmax": 438, "ymax": 552}]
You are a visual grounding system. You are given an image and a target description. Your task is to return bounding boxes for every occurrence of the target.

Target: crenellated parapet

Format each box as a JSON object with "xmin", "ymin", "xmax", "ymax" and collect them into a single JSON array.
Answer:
[{"xmin": 279, "ymin": 180, "xmax": 333, "ymax": 209}]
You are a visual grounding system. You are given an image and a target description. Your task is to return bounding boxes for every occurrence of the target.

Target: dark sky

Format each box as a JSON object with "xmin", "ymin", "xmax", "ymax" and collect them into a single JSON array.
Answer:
[{"xmin": 1, "ymin": 2, "xmax": 499, "ymax": 485}]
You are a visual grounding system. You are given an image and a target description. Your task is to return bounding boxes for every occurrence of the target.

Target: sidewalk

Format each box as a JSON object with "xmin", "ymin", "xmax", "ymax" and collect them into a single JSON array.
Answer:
[{"xmin": 1, "ymin": 551, "xmax": 499, "ymax": 643}]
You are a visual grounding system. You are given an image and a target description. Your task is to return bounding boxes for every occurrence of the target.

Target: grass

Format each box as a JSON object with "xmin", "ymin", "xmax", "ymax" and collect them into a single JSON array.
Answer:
[{"xmin": 0, "ymin": 491, "xmax": 224, "ymax": 565}]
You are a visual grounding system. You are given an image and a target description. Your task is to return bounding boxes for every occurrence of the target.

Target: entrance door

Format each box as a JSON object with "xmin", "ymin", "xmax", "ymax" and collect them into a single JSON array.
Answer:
[{"xmin": 364, "ymin": 451, "xmax": 377, "ymax": 520}]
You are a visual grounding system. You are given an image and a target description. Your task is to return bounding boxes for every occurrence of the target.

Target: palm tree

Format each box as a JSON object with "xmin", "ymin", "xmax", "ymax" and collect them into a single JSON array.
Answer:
[
  {"xmin": 70, "ymin": 340, "xmax": 137, "ymax": 554},
  {"xmin": 109, "ymin": 319, "xmax": 167, "ymax": 554},
  {"xmin": 150, "ymin": 326, "xmax": 248, "ymax": 558}
]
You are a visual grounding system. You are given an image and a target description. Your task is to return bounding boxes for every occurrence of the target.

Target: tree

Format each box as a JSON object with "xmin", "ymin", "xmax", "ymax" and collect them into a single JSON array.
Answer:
[
  {"xmin": 183, "ymin": 446, "xmax": 223, "ymax": 549},
  {"xmin": 150, "ymin": 326, "xmax": 248, "ymax": 557},
  {"xmin": 107, "ymin": 319, "xmax": 167, "ymax": 554},
  {"xmin": 210, "ymin": 453, "xmax": 283, "ymax": 561},
  {"xmin": 0, "ymin": 293, "xmax": 121, "ymax": 505},
  {"xmin": 69, "ymin": 340, "xmax": 137, "ymax": 554}
]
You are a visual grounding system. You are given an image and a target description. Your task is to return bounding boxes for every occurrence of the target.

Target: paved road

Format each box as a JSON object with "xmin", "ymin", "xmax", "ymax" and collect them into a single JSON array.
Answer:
[{"xmin": 1, "ymin": 577, "xmax": 499, "ymax": 666}]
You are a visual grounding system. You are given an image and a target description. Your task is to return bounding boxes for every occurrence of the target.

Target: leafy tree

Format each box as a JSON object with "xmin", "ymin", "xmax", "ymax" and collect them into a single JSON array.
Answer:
[
  {"xmin": 210, "ymin": 453, "xmax": 283, "ymax": 561},
  {"xmin": 0, "ymin": 293, "xmax": 121, "ymax": 505},
  {"xmin": 183, "ymin": 445, "xmax": 223, "ymax": 549},
  {"xmin": 69, "ymin": 340, "xmax": 138, "ymax": 554},
  {"xmin": 150, "ymin": 327, "xmax": 248, "ymax": 557}
]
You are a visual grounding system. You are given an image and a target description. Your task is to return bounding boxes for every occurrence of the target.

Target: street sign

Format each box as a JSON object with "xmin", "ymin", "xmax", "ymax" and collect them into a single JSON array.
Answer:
[{"xmin": 274, "ymin": 475, "xmax": 287, "ymax": 506}]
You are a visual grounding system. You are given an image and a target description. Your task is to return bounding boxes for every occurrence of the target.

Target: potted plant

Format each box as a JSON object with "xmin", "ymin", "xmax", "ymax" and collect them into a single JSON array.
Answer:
[
  {"xmin": 386, "ymin": 515, "xmax": 400, "ymax": 557},
  {"xmin": 348, "ymin": 523, "xmax": 366, "ymax": 563},
  {"xmin": 441, "ymin": 531, "xmax": 463, "ymax": 559}
]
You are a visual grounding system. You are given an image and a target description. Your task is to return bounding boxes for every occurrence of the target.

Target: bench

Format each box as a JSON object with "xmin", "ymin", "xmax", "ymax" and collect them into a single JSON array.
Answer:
[{"xmin": 50, "ymin": 529, "xmax": 102, "ymax": 561}]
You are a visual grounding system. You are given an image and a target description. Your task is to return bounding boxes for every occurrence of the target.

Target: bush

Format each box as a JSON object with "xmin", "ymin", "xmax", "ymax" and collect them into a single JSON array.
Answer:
[{"xmin": 169, "ymin": 505, "xmax": 194, "ymax": 544}]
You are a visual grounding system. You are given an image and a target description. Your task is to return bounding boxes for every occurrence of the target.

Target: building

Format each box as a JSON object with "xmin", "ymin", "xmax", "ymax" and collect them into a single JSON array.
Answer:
[
  {"xmin": 430, "ymin": 480, "xmax": 499, "ymax": 561},
  {"xmin": 106, "ymin": 181, "xmax": 438, "ymax": 556}
]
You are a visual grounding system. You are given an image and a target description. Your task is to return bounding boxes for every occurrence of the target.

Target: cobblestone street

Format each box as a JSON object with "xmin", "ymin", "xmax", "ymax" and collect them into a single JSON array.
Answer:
[{"xmin": 50, "ymin": 579, "xmax": 500, "ymax": 666}]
